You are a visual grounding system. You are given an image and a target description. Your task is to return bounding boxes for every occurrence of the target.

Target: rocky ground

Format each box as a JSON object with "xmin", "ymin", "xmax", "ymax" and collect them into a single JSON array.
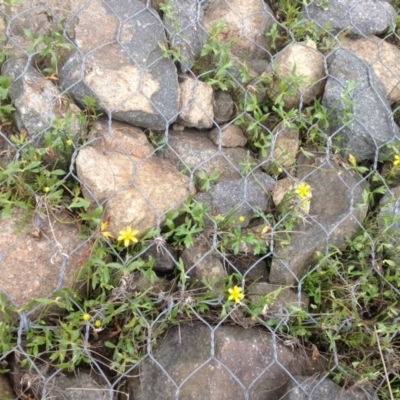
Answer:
[{"xmin": 0, "ymin": 0, "xmax": 399, "ymax": 399}]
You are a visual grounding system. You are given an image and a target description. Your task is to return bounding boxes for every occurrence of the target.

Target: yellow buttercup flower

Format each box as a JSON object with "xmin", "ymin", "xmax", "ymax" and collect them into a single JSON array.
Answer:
[
  {"xmin": 100, "ymin": 220, "xmax": 113, "ymax": 238},
  {"xmin": 66, "ymin": 139, "xmax": 73, "ymax": 146},
  {"xmin": 94, "ymin": 320, "xmax": 102, "ymax": 328},
  {"xmin": 394, "ymin": 154, "xmax": 400, "ymax": 167},
  {"xmin": 238, "ymin": 215, "xmax": 246, "ymax": 222},
  {"xmin": 348, "ymin": 154, "xmax": 357, "ymax": 167},
  {"xmin": 296, "ymin": 182, "xmax": 311, "ymax": 199},
  {"xmin": 117, "ymin": 226, "xmax": 139, "ymax": 247},
  {"xmin": 82, "ymin": 313, "xmax": 91, "ymax": 322},
  {"xmin": 228, "ymin": 285, "xmax": 244, "ymax": 303}
]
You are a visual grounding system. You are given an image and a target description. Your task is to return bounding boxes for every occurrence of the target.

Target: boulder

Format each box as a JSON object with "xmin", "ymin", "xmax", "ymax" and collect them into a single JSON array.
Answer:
[
  {"xmin": 209, "ymin": 124, "xmax": 247, "ymax": 148},
  {"xmin": 302, "ymin": 0, "xmax": 396, "ymax": 36},
  {"xmin": 322, "ymin": 48, "xmax": 399, "ymax": 162},
  {"xmin": 60, "ymin": 0, "xmax": 179, "ymax": 130},
  {"xmin": 340, "ymin": 36, "xmax": 400, "ymax": 104},
  {"xmin": 204, "ymin": 0, "xmax": 277, "ymax": 60},
  {"xmin": 270, "ymin": 153, "xmax": 368, "ymax": 285},
  {"xmin": 268, "ymin": 40, "xmax": 325, "ymax": 110},
  {"xmin": 162, "ymin": 0, "xmax": 207, "ymax": 73},
  {"xmin": 162, "ymin": 130, "xmax": 256, "ymax": 182},
  {"xmin": 133, "ymin": 324, "xmax": 311, "ymax": 400},
  {"xmin": 177, "ymin": 75, "xmax": 214, "ymax": 129},
  {"xmin": 2, "ymin": 58, "xmax": 82, "ymax": 151},
  {"xmin": 195, "ymin": 172, "xmax": 275, "ymax": 227},
  {"xmin": 76, "ymin": 121, "xmax": 193, "ymax": 237},
  {"xmin": 0, "ymin": 211, "xmax": 87, "ymax": 317}
]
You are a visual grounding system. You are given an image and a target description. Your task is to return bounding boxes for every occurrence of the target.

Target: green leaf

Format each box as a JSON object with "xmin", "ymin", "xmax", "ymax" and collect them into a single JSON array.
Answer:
[{"xmin": 68, "ymin": 197, "xmax": 90, "ymax": 209}]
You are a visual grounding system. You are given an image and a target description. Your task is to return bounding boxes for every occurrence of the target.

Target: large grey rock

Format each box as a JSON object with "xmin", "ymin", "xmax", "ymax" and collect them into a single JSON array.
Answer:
[
  {"xmin": 60, "ymin": 0, "xmax": 179, "ymax": 130},
  {"xmin": 162, "ymin": 0, "xmax": 207, "ymax": 73},
  {"xmin": 2, "ymin": 58, "xmax": 82, "ymax": 149},
  {"xmin": 76, "ymin": 120, "xmax": 193, "ymax": 237},
  {"xmin": 195, "ymin": 173, "xmax": 275, "ymax": 227},
  {"xmin": 133, "ymin": 324, "xmax": 310, "ymax": 400},
  {"xmin": 162, "ymin": 130, "xmax": 256, "ymax": 182},
  {"xmin": 282, "ymin": 375, "xmax": 377, "ymax": 400},
  {"xmin": 204, "ymin": 0, "xmax": 277, "ymax": 60},
  {"xmin": 270, "ymin": 154, "xmax": 368, "ymax": 285},
  {"xmin": 340, "ymin": 36, "xmax": 400, "ymax": 104},
  {"xmin": 302, "ymin": 0, "xmax": 396, "ymax": 36},
  {"xmin": 322, "ymin": 48, "xmax": 399, "ymax": 162}
]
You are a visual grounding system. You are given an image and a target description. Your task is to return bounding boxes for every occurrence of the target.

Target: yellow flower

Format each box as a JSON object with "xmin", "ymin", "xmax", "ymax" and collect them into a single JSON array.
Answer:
[
  {"xmin": 296, "ymin": 182, "xmax": 311, "ymax": 199},
  {"xmin": 82, "ymin": 313, "xmax": 91, "ymax": 322},
  {"xmin": 348, "ymin": 154, "xmax": 357, "ymax": 167},
  {"xmin": 44, "ymin": 186, "xmax": 50, "ymax": 193},
  {"xmin": 394, "ymin": 154, "xmax": 400, "ymax": 167},
  {"xmin": 228, "ymin": 285, "xmax": 244, "ymax": 303},
  {"xmin": 94, "ymin": 320, "xmax": 102, "ymax": 328},
  {"xmin": 100, "ymin": 220, "xmax": 113, "ymax": 238},
  {"xmin": 238, "ymin": 215, "xmax": 246, "ymax": 222},
  {"xmin": 66, "ymin": 139, "xmax": 73, "ymax": 146},
  {"xmin": 117, "ymin": 226, "xmax": 139, "ymax": 247}
]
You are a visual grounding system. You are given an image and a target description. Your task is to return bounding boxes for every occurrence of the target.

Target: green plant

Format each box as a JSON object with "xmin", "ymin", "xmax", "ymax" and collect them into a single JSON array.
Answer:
[
  {"xmin": 196, "ymin": 170, "xmax": 220, "ymax": 192},
  {"xmin": 0, "ymin": 76, "xmax": 15, "ymax": 124},
  {"xmin": 23, "ymin": 19, "xmax": 74, "ymax": 76}
]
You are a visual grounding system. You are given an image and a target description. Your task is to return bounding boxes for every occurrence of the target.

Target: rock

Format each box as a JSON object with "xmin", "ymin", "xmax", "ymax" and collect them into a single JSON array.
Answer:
[
  {"xmin": 52, "ymin": 371, "xmax": 110, "ymax": 399},
  {"xmin": 181, "ymin": 238, "xmax": 227, "ymax": 288},
  {"xmin": 76, "ymin": 131, "xmax": 193, "ymax": 237},
  {"xmin": 268, "ymin": 40, "xmax": 325, "ymax": 110},
  {"xmin": 340, "ymin": 35, "xmax": 400, "ymax": 104},
  {"xmin": 302, "ymin": 0, "xmax": 396, "ymax": 36},
  {"xmin": 322, "ymin": 48, "xmax": 399, "ymax": 162},
  {"xmin": 282, "ymin": 376, "xmax": 377, "ymax": 400},
  {"xmin": 162, "ymin": 0, "xmax": 207, "ymax": 73},
  {"xmin": 60, "ymin": 0, "xmax": 179, "ymax": 130},
  {"xmin": 86, "ymin": 118, "xmax": 154, "ymax": 159},
  {"xmin": 195, "ymin": 172, "xmax": 275, "ymax": 227},
  {"xmin": 213, "ymin": 91, "xmax": 234, "ymax": 123},
  {"xmin": 227, "ymin": 254, "xmax": 268, "ymax": 282},
  {"xmin": 271, "ymin": 178, "xmax": 296, "ymax": 207},
  {"xmin": 0, "ymin": 211, "xmax": 87, "ymax": 317},
  {"xmin": 209, "ymin": 124, "xmax": 247, "ymax": 147},
  {"xmin": 142, "ymin": 242, "xmax": 177, "ymax": 272},
  {"xmin": 247, "ymin": 283, "xmax": 309, "ymax": 314},
  {"xmin": 377, "ymin": 185, "xmax": 400, "ymax": 263},
  {"xmin": 204, "ymin": 0, "xmax": 276, "ymax": 60},
  {"xmin": 133, "ymin": 324, "xmax": 310, "ymax": 400},
  {"xmin": 1, "ymin": 0, "xmax": 80, "ymax": 60},
  {"xmin": 162, "ymin": 130, "xmax": 256, "ymax": 182},
  {"xmin": 0, "ymin": 374, "xmax": 13, "ymax": 399},
  {"xmin": 261, "ymin": 122, "xmax": 299, "ymax": 171},
  {"xmin": 270, "ymin": 154, "xmax": 368, "ymax": 285},
  {"xmin": 177, "ymin": 75, "xmax": 214, "ymax": 129},
  {"xmin": 2, "ymin": 58, "xmax": 82, "ymax": 149}
]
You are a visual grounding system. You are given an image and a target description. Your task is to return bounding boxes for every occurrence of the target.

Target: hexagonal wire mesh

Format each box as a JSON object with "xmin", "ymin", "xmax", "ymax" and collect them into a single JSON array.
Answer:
[{"xmin": 0, "ymin": 0, "xmax": 400, "ymax": 398}]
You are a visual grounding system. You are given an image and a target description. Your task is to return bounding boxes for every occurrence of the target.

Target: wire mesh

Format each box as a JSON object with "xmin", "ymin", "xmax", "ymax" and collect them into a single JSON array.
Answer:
[{"xmin": 0, "ymin": 0, "xmax": 399, "ymax": 399}]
